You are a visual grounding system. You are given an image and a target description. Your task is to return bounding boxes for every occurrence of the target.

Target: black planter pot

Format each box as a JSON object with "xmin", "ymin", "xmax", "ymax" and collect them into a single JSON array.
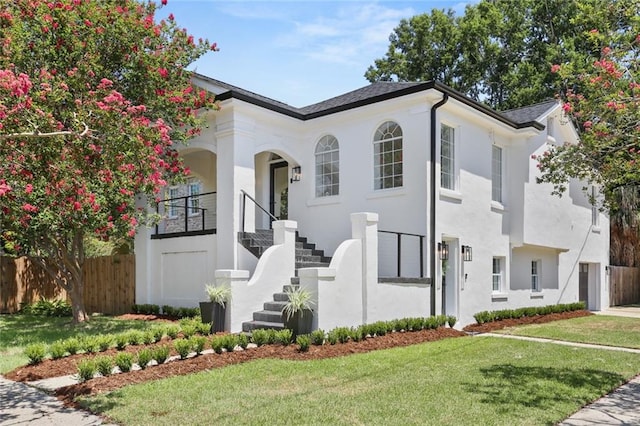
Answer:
[
  {"xmin": 283, "ymin": 309, "xmax": 313, "ymax": 338},
  {"xmin": 199, "ymin": 302, "xmax": 226, "ymax": 333}
]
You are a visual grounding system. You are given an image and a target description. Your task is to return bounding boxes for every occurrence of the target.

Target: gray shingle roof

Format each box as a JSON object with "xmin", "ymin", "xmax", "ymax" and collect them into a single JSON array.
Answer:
[{"xmin": 193, "ymin": 73, "xmax": 547, "ymax": 130}]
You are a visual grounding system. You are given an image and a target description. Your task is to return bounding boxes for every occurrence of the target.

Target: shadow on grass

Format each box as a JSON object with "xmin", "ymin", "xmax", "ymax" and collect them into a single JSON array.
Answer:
[{"xmin": 468, "ymin": 364, "xmax": 625, "ymax": 411}]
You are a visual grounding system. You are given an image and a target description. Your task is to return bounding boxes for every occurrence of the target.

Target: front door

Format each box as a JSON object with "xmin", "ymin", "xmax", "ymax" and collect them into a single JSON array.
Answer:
[
  {"xmin": 579, "ymin": 263, "xmax": 589, "ymax": 306},
  {"xmin": 270, "ymin": 162, "xmax": 288, "ymax": 220}
]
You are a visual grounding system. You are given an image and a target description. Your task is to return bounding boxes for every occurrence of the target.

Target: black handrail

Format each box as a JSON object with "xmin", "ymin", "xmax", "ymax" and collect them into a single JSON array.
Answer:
[
  {"xmin": 155, "ymin": 191, "xmax": 216, "ymax": 235},
  {"xmin": 241, "ymin": 190, "xmax": 277, "ymax": 233},
  {"xmin": 378, "ymin": 230, "xmax": 425, "ymax": 278}
]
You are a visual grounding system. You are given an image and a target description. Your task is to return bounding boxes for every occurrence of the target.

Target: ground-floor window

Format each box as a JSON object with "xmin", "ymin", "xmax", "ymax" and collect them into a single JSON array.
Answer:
[
  {"xmin": 492, "ymin": 257, "xmax": 503, "ymax": 293},
  {"xmin": 531, "ymin": 260, "xmax": 541, "ymax": 292}
]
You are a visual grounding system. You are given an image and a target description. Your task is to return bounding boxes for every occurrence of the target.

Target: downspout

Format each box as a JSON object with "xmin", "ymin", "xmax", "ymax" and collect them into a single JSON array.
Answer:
[{"xmin": 430, "ymin": 93, "xmax": 448, "ymax": 316}]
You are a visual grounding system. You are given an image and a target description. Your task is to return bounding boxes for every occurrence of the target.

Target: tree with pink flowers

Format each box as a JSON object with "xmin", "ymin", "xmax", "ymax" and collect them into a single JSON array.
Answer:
[{"xmin": 0, "ymin": 0, "xmax": 217, "ymax": 322}]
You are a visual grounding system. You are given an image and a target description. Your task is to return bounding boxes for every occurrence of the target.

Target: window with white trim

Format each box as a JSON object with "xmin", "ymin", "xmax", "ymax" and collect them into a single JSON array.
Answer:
[
  {"xmin": 373, "ymin": 121, "xmax": 403, "ymax": 190},
  {"xmin": 167, "ymin": 187, "xmax": 179, "ymax": 218},
  {"xmin": 188, "ymin": 180, "xmax": 201, "ymax": 216},
  {"xmin": 591, "ymin": 186, "xmax": 599, "ymax": 227},
  {"xmin": 531, "ymin": 260, "xmax": 541, "ymax": 292},
  {"xmin": 492, "ymin": 145, "xmax": 503, "ymax": 203},
  {"xmin": 441, "ymin": 124, "xmax": 455, "ymax": 190},
  {"xmin": 492, "ymin": 257, "xmax": 503, "ymax": 293},
  {"xmin": 315, "ymin": 135, "xmax": 339, "ymax": 197}
]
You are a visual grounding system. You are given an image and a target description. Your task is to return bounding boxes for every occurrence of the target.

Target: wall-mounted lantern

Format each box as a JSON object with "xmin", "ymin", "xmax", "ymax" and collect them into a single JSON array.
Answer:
[
  {"xmin": 462, "ymin": 245, "xmax": 473, "ymax": 262},
  {"xmin": 438, "ymin": 242, "xmax": 449, "ymax": 260},
  {"xmin": 290, "ymin": 166, "xmax": 302, "ymax": 183}
]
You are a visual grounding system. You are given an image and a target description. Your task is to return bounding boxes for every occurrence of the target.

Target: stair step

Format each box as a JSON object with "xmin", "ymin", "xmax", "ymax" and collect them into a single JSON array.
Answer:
[
  {"xmin": 264, "ymin": 301, "xmax": 287, "ymax": 311},
  {"xmin": 253, "ymin": 310, "xmax": 284, "ymax": 322},
  {"xmin": 273, "ymin": 292, "xmax": 290, "ymax": 302},
  {"xmin": 242, "ymin": 320, "xmax": 285, "ymax": 332},
  {"xmin": 290, "ymin": 276, "xmax": 300, "ymax": 285},
  {"xmin": 282, "ymin": 284, "xmax": 299, "ymax": 293},
  {"xmin": 296, "ymin": 262, "xmax": 331, "ymax": 269}
]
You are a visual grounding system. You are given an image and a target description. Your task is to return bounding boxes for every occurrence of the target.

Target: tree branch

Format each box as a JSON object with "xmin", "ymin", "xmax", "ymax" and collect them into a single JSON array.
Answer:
[{"xmin": 0, "ymin": 122, "xmax": 90, "ymax": 140}]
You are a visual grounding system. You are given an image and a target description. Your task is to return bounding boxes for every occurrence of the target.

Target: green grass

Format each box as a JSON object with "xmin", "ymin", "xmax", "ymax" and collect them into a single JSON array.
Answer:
[
  {"xmin": 494, "ymin": 315, "xmax": 640, "ymax": 348},
  {"xmin": 0, "ymin": 314, "xmax": 155, "ymax": 373},
  {"xmin": 80, "ymin": 336, "xmax": 640, "ymax": 425}
]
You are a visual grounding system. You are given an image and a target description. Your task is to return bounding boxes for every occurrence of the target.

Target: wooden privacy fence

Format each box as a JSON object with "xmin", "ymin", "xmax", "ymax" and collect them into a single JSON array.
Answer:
[
  {"xmin": 0, "ymin": 254, "xmax": 135, "ymax": 315},
  {"xmin": 609, "ymin": 266, "xmax": 640, "ymax": 307}
]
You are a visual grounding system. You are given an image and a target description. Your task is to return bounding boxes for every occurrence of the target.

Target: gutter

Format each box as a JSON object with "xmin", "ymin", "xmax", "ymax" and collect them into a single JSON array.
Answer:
[{"xmin": 429, "ymin": 93, "xmax": 449, "ymax": 316}]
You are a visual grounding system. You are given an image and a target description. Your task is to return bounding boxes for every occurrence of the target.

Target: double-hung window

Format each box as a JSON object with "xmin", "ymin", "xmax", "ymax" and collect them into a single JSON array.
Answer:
[
  {"xmin": 315, "ymin": 135, "xmax": 340, "ymax": 197},
  {"xmin": 492, "ymin": 257, "xmax": 503, "ymax": 293},
  {"xmin": 188, "ymin": 181, "xmax": 201, "ymax": 216},
  {"xmin": 441, "ymin": 124, "xmax": 455, "ymax": 190},
  {"xmin": 531, "ymin": 260, "xmax": 541, "ymax": 292},
  {"xmin": 167, "ymin": 187, "xmax": 179, "ymax": 218},
  {"xmin": 373, "ymin": 121, "xmax": 403, "ymax": 190},
  {"xmin": 492, "ymin": 145, "xmax": 503, "ymax": 203}
]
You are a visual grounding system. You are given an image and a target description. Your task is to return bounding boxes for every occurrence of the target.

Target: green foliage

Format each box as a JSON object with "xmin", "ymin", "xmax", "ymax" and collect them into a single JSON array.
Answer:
[
  {"xmin": 174, "ymin": 339, "xmax": 192, "ymax": 359},
  {"xmin": 275, "ymin": 329, "xmax": 293, "ymax": 346},
  {"xmin": 164, "ymin": 325, "xmax": 180, "ymax": 339},
  {"xmin": 204, "ymin": 284, "xmax": 232, "ymax": 307},
  {"xmin": 152, "ymin": 345, "xmax": 170, "ymax": 364},
  {"xmin": 142, "ymin": 330, "xmax": 155, "ymax": 345},
  {"xmin": 77, "ymin": 359, "xmax": 97, "ymax": 382},
  {"xmin": 349, "ymin": 327, "xmax": 364, "ymax": 342},
  {"xmin": 211, "ymin": 336, "xmax": 224, "ymax": 354},
  {"xmin": 222, "ymin": 334, "xmax": 238, "ymax": 352},
  {"xmin": 282, "ymin": 287, "xmax": 315, "ymax": 321},
  {"xmin": 137, "ymin": 349, "xmax": 153, "ymax": 369},
  {"xmin": 196, "ymin": 322, "xmax": 212, "ymax": 336},
  {"xmin": 95, "ymin": 356, "xmax": 114, "ymax": 376},
  {"xmin": 24, "ymin": 343, "xmax": 47, "ymax": 364},
  {"xmin": 115, "ymin": 334, "xmax": 128, "ymax": 350},
  {"xmin": 63, "ymin": 337, "xmax": 81, "ymax": 355},
  {"xmin": 114, "ymin": 352, "xmax": 134, "ymax": 373},
  {"xmin": 131, "ymin": 304, "xmax": 160, "ymax": 315},
  {"xmin": 96, "ymin": 334, "xmax": 114, "ymax": 352},
  {"xmin": 81, "ymin": 336, "xmax": 100, "ymax": 354},
  {"xmin": 126, "ymin": 330, "xmax": 144, "ymax": 346},
  {"xmin": 250, "ymin": 329, "xmax": 269, "ymax": 347},
  {"xmin": 49, "ymin": 341, "xmax": 66, "ymax": 359},
  {"xmin": 237, "ymin": 334, "xmax": 249, "ymax": 350},
  {"xmin": 190, "ymin": 336, "xmax": 207, "ymax": 355},
  {"xmin": 447, "ymin": 316, "xmax": 457, "ymax": 328},
  {"xmin": 296, "ymin": 334, "xmax": 311, "ymax": 352},
  {"xmin": 310, "ymin": 329, "xmax": 325, "ymax": 345},
  {"xmin": 21, "ymin": 299, "xmax": 72, "ymax": 317},
  {"xmin": 326, "ymin": 330, "xmax": 338, "ymax": 345},
  {"xmin": 151, "ymin": 327, "xmax": 165, "ymax": 343},
  {"xmin": 474, "ymin": 303, "xmax": 588, "ymax": 324}
]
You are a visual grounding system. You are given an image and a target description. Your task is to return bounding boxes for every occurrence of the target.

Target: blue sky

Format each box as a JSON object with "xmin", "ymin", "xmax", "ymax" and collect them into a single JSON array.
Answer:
[{"xmin": 159, "ymin": 0, "xmax": 477, "ymax": 107}]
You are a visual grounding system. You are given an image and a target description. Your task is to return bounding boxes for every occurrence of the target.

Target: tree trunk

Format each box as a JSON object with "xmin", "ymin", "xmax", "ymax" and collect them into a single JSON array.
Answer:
[{"xmin": 67, "ymin": 278, "xmax": 89, "ymax": 323}]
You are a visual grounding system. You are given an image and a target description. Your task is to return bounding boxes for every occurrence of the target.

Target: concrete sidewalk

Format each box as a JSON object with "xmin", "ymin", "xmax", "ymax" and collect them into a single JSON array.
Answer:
[{"xmin": 0, "ymin": 377, "xmax": 112, "ymax": 425}]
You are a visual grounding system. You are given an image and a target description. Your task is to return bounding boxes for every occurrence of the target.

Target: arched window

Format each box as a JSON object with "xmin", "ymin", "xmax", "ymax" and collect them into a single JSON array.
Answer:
[
  {"xmin": 373, "ymin": 121, "xmax": 403, "ymax": 190},
  {"xmin": 315, "ymin": 135, "xmax": 339, "ymax": 197}
]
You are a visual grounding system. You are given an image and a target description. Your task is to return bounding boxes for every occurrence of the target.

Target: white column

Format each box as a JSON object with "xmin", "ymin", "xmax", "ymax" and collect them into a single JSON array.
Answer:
[
  {"xmin": 215, "ymin": 269, "xmax": 250, "ymax": 332},
  {"xmin": 134, "ymin": 194, "xmax": 152, "ymax": 304},
  {"xmin": 351, "ymin": 212, "xmax": 378, "ymax": 324},
  {"xmin": 215, "ymin": 119, "xmax": 256, "ymax": 270}
]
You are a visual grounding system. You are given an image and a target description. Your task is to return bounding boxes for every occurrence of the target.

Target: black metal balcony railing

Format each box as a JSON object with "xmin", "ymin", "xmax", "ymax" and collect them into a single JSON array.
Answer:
[
  {"xmin": 378, "ymin": 230, "xmax": 425, "ymax": 279},
  {"xmin": 152, "ymin": 191, "xmax": 217, "ymax": 238}
]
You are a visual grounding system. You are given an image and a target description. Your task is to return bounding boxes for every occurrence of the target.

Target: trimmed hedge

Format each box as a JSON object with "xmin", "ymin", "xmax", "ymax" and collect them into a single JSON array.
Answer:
[{"xmin": 473, "ymin": 302, "xmax": 586, "ymax": 325}]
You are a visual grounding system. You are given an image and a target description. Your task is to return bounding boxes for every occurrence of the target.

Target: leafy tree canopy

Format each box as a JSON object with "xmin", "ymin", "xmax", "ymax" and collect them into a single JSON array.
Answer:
[{"xmin": 0, "ymin": 0, "xmax": 217, "ymax": 321}]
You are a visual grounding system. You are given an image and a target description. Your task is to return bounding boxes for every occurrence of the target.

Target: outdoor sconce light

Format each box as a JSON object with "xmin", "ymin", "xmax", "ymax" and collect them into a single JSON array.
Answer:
[
  {"xmin": 605, "ymin": 265, "xmax": 611, "ymax": 276},
  {"xmin": 462, "ymin": 245, "xmax": 473, "ymax": 262},
  {"xmin": 438, "ymin": 242, "xmax": 449, "ymax": 261},
  {"xmin": 290, "ymin": 166, "xmax": 302, "ymax": 183}
]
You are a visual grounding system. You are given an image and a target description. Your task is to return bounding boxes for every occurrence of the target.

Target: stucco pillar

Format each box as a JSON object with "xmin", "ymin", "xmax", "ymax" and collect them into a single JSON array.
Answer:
[
  {"xmin": 215, "ymin": 269, "xmax": 250, "ymax": 332},
  {"xmin": 273, "ymin": 220, "xmax": 297, "ymax": 277},
  {"xmin": 351, "ymin": 212, "xmax": 378, "ymax": 324},
  {"xmin": 134, "ymin": 194, "xmax": 151, "ymax": 304},
  {"xmin": 215, "ymin": 122, "xmax": 256, "ymax": 270}
]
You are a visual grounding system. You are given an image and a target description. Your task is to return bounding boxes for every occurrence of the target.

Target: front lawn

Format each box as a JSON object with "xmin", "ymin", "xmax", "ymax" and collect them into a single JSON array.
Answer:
[
  {"xmin": 81, "ymin": 336, "xmax": 640, "ymax": 425},
  {"xmin": 494, "ymin": 315, "xmax": 640, "ymax": 349},
  {"xmin": 0, "ymin": 314, "xmax": 156, "ymax": 373}
]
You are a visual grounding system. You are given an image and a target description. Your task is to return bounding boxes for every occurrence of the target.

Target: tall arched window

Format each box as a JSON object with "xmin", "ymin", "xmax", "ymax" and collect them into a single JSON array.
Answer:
[
  {"xmin": 315, "ymin": 135, "xmax": 339, "ymax": 197},
  {"xmin": 374, "ymin": 121, "xmax": 403, "ymax": 190}
]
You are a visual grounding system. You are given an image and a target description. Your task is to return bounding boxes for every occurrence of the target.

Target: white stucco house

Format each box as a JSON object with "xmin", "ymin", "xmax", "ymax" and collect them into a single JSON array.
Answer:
[{"xmin": 135, "ymin": 74, "xmax": 609, "ymax": 330}]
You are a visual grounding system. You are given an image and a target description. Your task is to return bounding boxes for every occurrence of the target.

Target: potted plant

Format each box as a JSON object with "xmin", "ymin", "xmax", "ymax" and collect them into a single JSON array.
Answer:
[
  {"xmin": 282, "ymin": 287, "xmax": 315, "ymax": 338},
  {"xmin": 200, "ymin": 284, "xmax": 231, "ymax": 333}
]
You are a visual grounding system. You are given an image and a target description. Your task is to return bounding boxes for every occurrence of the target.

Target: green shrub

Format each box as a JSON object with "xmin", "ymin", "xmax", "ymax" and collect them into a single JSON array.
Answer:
[
  {"xmin": 22, "ymin": 298, "xmax": 72, "ymax": 317},
  {"xmin": 165, "ymin": 325, "xmax": 180, "ymax": 339},
  {"xmin": 349, "ymin": 327, "xmax": 363, "ymax": 342},
  {"xmin": 137, "ymin": 348, "xmax": 153, "ymax": 369},
  {"xmin": 114, "ymin": 352, "xmax": 134, "ymax": 372},
  {"xmin": 131, "ymin": 304, "xmax": 160, "ymax": 315},
  {"xmin": 115, "ymin": 334, "xmax": 128, "ymax": 350},
  {"xmin": 310, "ymin": 329, "xmax": 325, "ymax": 345},
  {"xmin": 95, "ymin": 356, "xmax": 114, "ymax": 376},
  {"xmin": 276, "ymin": 329, "xmax": 293, "ymax": 346},
  {"xmin": 77, "ymin": 359, "xmax": 97, "ymax": 381},
  {"xmin": 196, "ymin": 321, "xmax": 212, "ymax": 335},
  {"xmin": 332, "ymin": 327, "xmax": 350, "ymax": 344},
  {"xmin": 152, "ymin": 345, "xmax": 170, "ymax": 364},
  {"xmin": 81, "ymin": 336, "xmax": 100, "ymax": 354},
  {"xmin": 162, "ymin": 305, "xmax": 176, "ymax": 317},
  {"xmin": 266, "ymin": 329, "xmax": 279, "ymax": 345},
  {"xmin": 63, "ymin": 337, "xmax": 81, "ymax": 355},
  {"xmin": 96, "ymin": 334, "xmax": 114, "ymax": 352},
  {"xmin": 142, "ymin": 330, "xmax": 155, "ymax": 345},
  {"xmin": 211, "ymin": 336, "xmax": 224, "ymax": 354},
  {"xmin": 251, "ymin": 329, "xmax": 269, "ymax": 347},
  {"xmin": 49, "ymin": 341, "xmax": 66, "ymax": 359},
  {"xmin": 151, "ymin": 326, "xmax": 165, "ymax": 342},
  {"xmin": 326, "ymin": 329, "xmax": 338, "ymax": 345},
  {"xmin": 190, "ymin": 336, "xmax": 207, "ymax": 355},
  {"xmin": 181, "ymin": 324, "xmax": 197, "ymax": 339},
  {"xmin": 424, "ymin": 316, "xmax": 439, "ymax": 330},
  {"xmin": 296, "ymin": 334, "xmax": 311, "ymax": 352},
  {"xmin": 435, "ymin": 315, "xmax": 448, "ymax": 327},
  {"xmin": 126, "ymin": 330, "xmax": 144, "ymax": 346},
  {"xmin": 372, "ymin": 321, "xmax": 387, "ymax": 336},
  {"xmin": 447, "ymin": 316, "xmax": 457, "ymax": 328},
  {"xmin": 174, "ymin": 339, "xmax": 192, "ymax": 359},
  {"xmin": 222, "ymin": 334, "xmax": 238, "ymax": 352},
  {"xmin": 24, "ymin": 343, "xmax": 47, "ymax": 364},
  {"xmin": 237, "ymin": 333, "xmax": 249, "ymax": 350}
]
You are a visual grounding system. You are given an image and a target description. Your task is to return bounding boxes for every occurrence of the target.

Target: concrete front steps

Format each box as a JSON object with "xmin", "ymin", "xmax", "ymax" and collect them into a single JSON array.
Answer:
[{"xmin": 241, "ymin": 282, "xmax": 298, "ymax": 333}]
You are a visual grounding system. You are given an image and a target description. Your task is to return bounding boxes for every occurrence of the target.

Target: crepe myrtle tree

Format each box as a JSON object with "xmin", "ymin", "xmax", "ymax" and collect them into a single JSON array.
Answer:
[
  {"xmin": 535, "ymin": 8, "xmax": 640, "ymax": 210},
  {"xmin": 0, "ymin": 0, "xmax": 217, "ymax": 322}
]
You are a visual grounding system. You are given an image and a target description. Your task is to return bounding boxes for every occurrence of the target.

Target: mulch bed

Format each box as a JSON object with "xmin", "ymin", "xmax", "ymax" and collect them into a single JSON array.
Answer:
[{"xmin": 3, "ymin": 310, "xmax": 592, "ymax": 408}]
